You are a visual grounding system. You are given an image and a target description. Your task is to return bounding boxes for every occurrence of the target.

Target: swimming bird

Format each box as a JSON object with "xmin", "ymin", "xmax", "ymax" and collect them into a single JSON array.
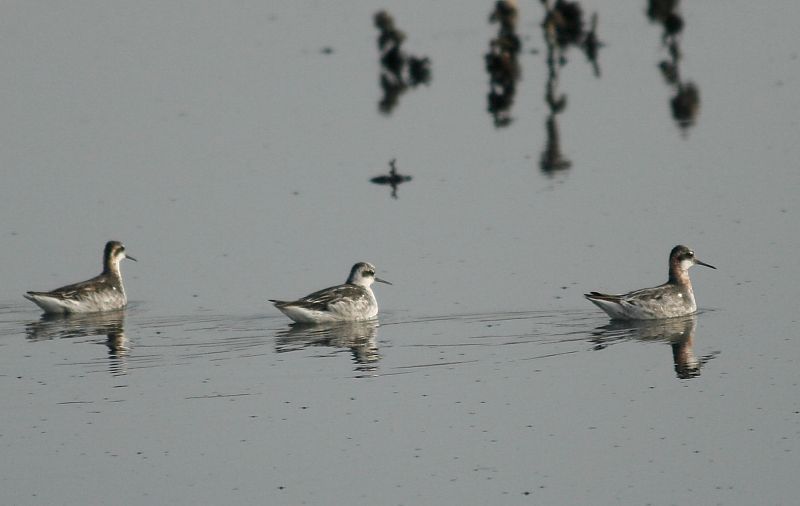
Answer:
[
  {"xmin": 24, "ymin": 241, "xmax": 136, "ymax": 314},
  {"xmin": 585, "ymin": 245, "xmax": 715, "ymax": 320},
  {"xmin": 270, "ymin": 262, "xmax": 391, "ymax": 323}
]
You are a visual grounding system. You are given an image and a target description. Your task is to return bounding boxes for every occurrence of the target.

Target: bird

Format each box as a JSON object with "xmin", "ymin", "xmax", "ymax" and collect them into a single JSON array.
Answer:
[
  {"xmin": 270, "ymin": 262, "xmax": 391, "ymax": 323},
  {"xmin": 24, "ymin": 241, "xmax": 137, "ymax": 314},
  {"xmin": 585, "ymin": 245, "xmax": 715, "ymax": 320}
]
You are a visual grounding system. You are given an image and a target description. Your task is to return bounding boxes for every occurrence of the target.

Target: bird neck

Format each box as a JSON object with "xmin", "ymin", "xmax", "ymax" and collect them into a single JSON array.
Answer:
[
  {"xmin": 103, "ymin": 257, "xmax": 122, "ymax": 277},
  {"xmin": 668, "ymin": 265, "xmax": 691, "ymax": 287}
]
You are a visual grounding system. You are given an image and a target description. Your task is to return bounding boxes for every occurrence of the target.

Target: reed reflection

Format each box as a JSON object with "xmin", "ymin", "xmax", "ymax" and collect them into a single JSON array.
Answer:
[
  {"xmin": 646, "ymin": 0, "xmax": 700, "ymax": 132},
  {"xmin": 370, "ymin": 159, "xmax": 413, "ymax": 199},
  {"xmin": 26, "ymin": 310, "xmax": 129, "ymax": 375},
  {"xmin": 275, "ymin": 320, "xmax": 380, "ymax": 376},
  {"xmin": 590, "ymin": 315, "xmax": 717, "ymax": 379},
  {"xmin": 539, "ymin": 0, "xmax": 601, "ymax": 175},
  {"xmin": 485, "ymin": 1, "xmax": 521, "ymax": 127},
  {"xmin": 374, "ymin": 10, "xmax": 431, "ymax": 115}
]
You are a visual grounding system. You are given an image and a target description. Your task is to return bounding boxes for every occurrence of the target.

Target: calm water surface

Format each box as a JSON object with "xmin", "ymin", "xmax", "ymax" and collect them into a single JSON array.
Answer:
[{"xmin": 1, "ymin": 1, "xmax": 799, "ymax": 504}]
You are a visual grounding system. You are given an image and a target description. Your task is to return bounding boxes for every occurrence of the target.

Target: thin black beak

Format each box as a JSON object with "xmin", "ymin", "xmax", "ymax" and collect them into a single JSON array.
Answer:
[
  {"xmin": 375, "ymin": 276, "xmax": 392, "ymax": 285},
  {"xmin": 695, "ymin": 259, "xmax": 715, "ymax": 269},
  {"xmin": 126, "ymin": 254, "xmax": 138, "ymax": 262}
]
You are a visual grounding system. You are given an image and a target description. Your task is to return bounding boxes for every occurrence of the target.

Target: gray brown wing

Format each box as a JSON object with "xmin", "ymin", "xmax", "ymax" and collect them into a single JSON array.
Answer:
[
  {"xmin": 28, "ymin": 274, "xmax": 113, "ymax": 301},
  {"xmin": 619, "ymin": 284, "xmax": 669, "ymax": 305},
  {"xmin": 588, "ymin": 284, "xmax": 680, "ymax": 318},
  {"xmin": 585, "ymin": 291, "xmax": 623, "ymax": 303},
  {"xmin": 587, "ymin": 283, "xmax": 665, "ymax": 305},
  {"xmin": 272, "ymin": 284, "xmax": 366, "ymax": 311}
]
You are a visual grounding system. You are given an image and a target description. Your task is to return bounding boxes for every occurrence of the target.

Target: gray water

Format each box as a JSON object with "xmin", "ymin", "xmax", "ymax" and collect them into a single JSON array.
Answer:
[{"xmin": 1, "ymin": 1, "xmax": 799, "ymax": 504}]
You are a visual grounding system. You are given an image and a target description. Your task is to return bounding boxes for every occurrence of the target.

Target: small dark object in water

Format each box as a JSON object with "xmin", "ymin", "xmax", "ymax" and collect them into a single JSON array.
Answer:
[
  {"xmin": 370, "ymin": 159, "xmax": 412, "ymax": 199},
  {"xmin": 407, "ymin": 57, "xmax": 432, "ymax": 86},
  {"xmin": 647, "ymin": 0, "xmax": 680, "ymax": 23},
  {"xmin": 670, "ymin": 82, "xmax": 699, "ymax": 128},
  {"xmin": 544, "ymin": 0, "xmax": 584, "ymax": 47},
  {"xmin": 658, "ymin": 60, "xmax": 679, "ymax": 85}
]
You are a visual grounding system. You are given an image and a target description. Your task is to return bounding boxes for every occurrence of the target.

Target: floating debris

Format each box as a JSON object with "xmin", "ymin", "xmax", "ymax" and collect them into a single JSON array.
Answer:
[
  {"xmin": 374, "ymin": 10, "xmax": 432, "ymax": 114},
  {"xmin": 370, "ymin": 159, "xmax": 413, "ymax": 199}
]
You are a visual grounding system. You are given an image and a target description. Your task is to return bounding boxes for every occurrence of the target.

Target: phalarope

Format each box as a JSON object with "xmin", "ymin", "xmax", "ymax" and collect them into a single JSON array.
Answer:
[
  {"xmin": 270, "ymin": 262, "xmax": 391, "ymax": 323},
  {"xmin": 585, "ymin": 245, "xmax": 715, "ymax": 320},
  {"xmin": 24, "ymin": 241, "xmax": 136, "ymax": 314}
]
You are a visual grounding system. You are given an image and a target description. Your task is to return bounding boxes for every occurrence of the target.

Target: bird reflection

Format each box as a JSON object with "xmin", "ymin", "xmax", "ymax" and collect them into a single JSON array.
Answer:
[
  {"xmin": 485, "ymin": 1, "xmax": 522, "ymax": 127},
  {"xmin": 538, "ymin": 0, "xmax": 602, "ymax": 175},
  {"xmin": 275, "ymin": 320, "xmax": 380, "ymax": 375},
  {"xmin": 374, "ymin": 10, "xmax": 431, "ymax": 114},
  {"xmin": 370, "ymin": 158, "xmax": 413, "ymax": 199},
  {"xmin": 105, "ymin": 328, "xmax": 130, "ymax": 376},
  {"xmin": 26, "ymin": 310, "xmax": 129, "ymax": 375},
  {"xmin": 646, "ymin": 0, "xmax": 700, "ymax": 132},
  {"xmin": 590, "ymin": 315, "xmax": 718, "ymax": 379}
]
